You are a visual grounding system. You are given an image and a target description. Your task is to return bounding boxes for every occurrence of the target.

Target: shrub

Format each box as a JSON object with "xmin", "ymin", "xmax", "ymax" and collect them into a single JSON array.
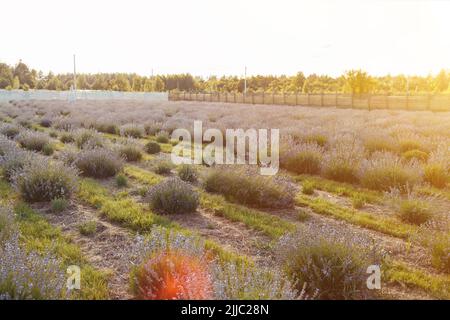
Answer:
[
  {"xmin": 128, "ymin": 228, "xmax": 301, "ymax": 300},
  {"xmin": 360, "ymin": 153, "xmax": 422, "ymax": 192},
  {"xmin": 144, "ymin": 122, "xmax": 163, "ymax": 136},
  {"xmin": 301, "ymin": 181, "xmax": 315, "ymax": 195},
  {"xmin": 302, "ymin": 133, "xmax": 328, "ymax": 147},
  {"xmin": 398, "ymin": 139, "xmax": 424, "ymax": 153},
  {"xmin": 95, "ymin": 121, "xmax": 118, "ymax": 134},
  {"xmin": 16, "ymin": 118, "xmax": 32, "ymax": 129},
  {"xmin": 430, "ymin": 233, "xmax": 450, "ymax": 273},
  {"xmin": 116, "ymin": 174, "xmax": 128, "ymax": 187},
  {"xmin": 323, "ymin": 160, "xmax": 359, "ymax": 184},
  {"xmin": 0, "ymin": 148, "xmax": 36, "ymax": 182},
  {"xmin": 42, "ymin": 143, "xmax": 54, "ymax": 156},
  {"xmin": 402, "ymin": 149, "xmax": 429, "ymax": 162},
  {"xmin": 132, "ymin": 250, "xmax": 212, "ymax": 299},
  {"xmin": 78, "ymin": 221, "xmax": 98, "ymax": 236},
  {"xmin": 424, "ymin": 164, "xmax": 449, "ymax": 189},
  {"xmin": 278, "ymin": 224, "xmax": 382, "ymax": 299},
  {"xmin": 144, "ymin": 141, "xmax": 161, "ymax": 154},
  {"xmin": 39, "ymin": 118, "xmax": 52, "ymax": 128},
  {"xmin": 12, "ymin": 161, "xmax": 78, "ymax": 202},
  {"xmin": 364, "ymin": 136, "xmax": 397, "ymax": 154},
  {"xmin": 177, "ymin": 164, "xmax": 198, "ymax": 183},
  {"xmin": 16, "ymin": 131, "xmax": 50, "ymax": 152},
  {"xmin": 59, "ymin": 131, "xmax": 75, "ymax": 144},
  {"xmin": 0, "ymin": 232, "xmax": 66, "ymax": 299},
  {"xmin": 204, "ymin": 169, "xmax": 294, "ymax": 209},
  {"xmin": 281, "ymin": 143, "xmax": 323, "ymax": 175},
  {"xmin": 0, "ymin": 124, "xmax": 20, "ymax": 138},
  {"xmin": 152, "ymin": 160, "xmax": 174, "ymax": 175},
  {"xmin": 74, "ymin": 148, "xmax": 123, "ymax": 178},
  {"xmin": 51, "ymin": 198, "xmax": 68, "ymax": 213},
  {"xmin": 0, "ymin": 125, "xmax": 20, "ymax": 138},
  {"xmin": 53, "ymin": 118, "xmax": 74, "ymax": 131},
  {"xmin": 120, "ymin": 124, "xmax": 144, "ymax": 138},
  {"xmin": 0, "ymin": 206, "xmax": 15, "ymax": 243},
  {"xmin": 414, "ymin": 221, "xmax": 450, "ymax": 274},
  {"xmin": 322, "ymin": 143, "xmax": 362, "ymax": 184},
  {"xmin": 146, "ymin": 178, "xmax": 199, "ymax": 214},
  {"xmin": 0, "ymin": 135, "xmax": 17, "ymax": 156},
  {"xmin": 49, "ymin": 130, "xmax": 58, "ymax": 138},
  {"xmin": 156, "ymin": 131, "xmax": 170, "ymax": 143},
  {"xmin": 397, "ymin": 199, "xmax": 433, "ymax": 225},
  {"xmin": 351, "ymin": 195, "xmax": 366, "ymax": 209},
  {"xmin": 74, "ymin": 129, "xmax": 103, "ymax": 149},
  {"xmin": 118, "ymin": 142, "xmax": 142, "ymax": 162}
]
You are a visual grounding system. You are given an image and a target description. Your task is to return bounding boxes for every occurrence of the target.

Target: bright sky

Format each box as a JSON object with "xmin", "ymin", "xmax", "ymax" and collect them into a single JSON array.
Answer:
[{"xmin": 1, "ymin": 0, "xmax": 449, "ymax": 77}]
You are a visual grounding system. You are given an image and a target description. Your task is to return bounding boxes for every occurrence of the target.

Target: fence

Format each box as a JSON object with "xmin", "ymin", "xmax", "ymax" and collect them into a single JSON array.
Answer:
[
  {"xmin": 0, "ymin": 89, "xmax": 168, "ymax": 102},
  {"xmin": 169, "ymin": 91, "xmax": 450, "ymax": 111}
]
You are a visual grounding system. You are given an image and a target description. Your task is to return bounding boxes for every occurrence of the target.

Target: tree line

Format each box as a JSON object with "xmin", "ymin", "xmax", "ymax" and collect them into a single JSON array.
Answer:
[{"xmin": 0, "ymin": 60, "xmax": 449, "ymax": 94}]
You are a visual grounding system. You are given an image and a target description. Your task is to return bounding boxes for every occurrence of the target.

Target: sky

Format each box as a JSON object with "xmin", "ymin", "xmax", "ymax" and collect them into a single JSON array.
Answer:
[{"xmin": 1, "ymin": 0, "xmax": 449, "ymax": 77}]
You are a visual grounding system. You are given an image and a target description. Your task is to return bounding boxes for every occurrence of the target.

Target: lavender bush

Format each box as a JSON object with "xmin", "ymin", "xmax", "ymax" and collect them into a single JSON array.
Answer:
[
  {"xmin": 0, "ymin": 207, "xmax": 66, "ymax": 300},
  {"xmin": 277, "ymin": 224, "xmax": 383, "ymax": 300},
  {"xmin": 204, "ymin": 168, "xmax": 294, "ymax": 209},
  {"xmin": 16, "ymin": 130, "xmax": 51, "ymax": 153},
  {"xmin": 0, "ymin": 233, "xmax": 66, "ymax": 300},
  {"xmin": 145, "ymin": 177, "xmax": 199, "ymax": 214},
  {"xmin": 128, "ymin": 227, "xmax": 302, "ymax": 300},
  {"xmin": 0, "ymin": 147, "xmax": 37, "ymax": 182},
  {"xmin": 360, "ymin": 152, "xmax": 423, "ymax": 192},
  {"xmin": 120, "ymin": 124, "xmax": 144, "ymax": 138},
  {"xmin": 74, "ymin": 129, "xmax": 103, "ymax": 149},
  {"xmin": 12, "ymin": 160, "xmax": 79, "ymax": 202},
  {"xmin": 117, "ymin": 139, "xmax": 143, "ymax": 162},
  {"xmin": 0, "ymin": 123, "xmax": 21, "ymax": 139},
  {"xmin": 74, "ymin": 148, "xmax": 123, "ymax": 178}
]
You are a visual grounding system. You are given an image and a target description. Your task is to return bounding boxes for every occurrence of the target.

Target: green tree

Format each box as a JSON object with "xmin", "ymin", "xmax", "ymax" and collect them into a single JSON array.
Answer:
[
  {"xmin": 433, "ymin": 69, "xmax": 449, "ymax": 93},
  {"xmin": 344, "ymin": 70, "xmax": 374, "ymax": 94},
  {"xmin": 0, "ymin": 63, "xmax": 13, "ymax": 88}
]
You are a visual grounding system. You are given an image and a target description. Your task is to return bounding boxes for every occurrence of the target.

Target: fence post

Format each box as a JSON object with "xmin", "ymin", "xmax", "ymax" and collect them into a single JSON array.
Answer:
[
  {"xmin": 225, "ymin": 92, "xmax": 228, "ymax": 103},
  {"xmin": 262, "ymin": 91, "xmax": 265, "ymax": 104},
  {"xmin": 320, "ymin": 92, "xmax": 324, "ymax": 107}
]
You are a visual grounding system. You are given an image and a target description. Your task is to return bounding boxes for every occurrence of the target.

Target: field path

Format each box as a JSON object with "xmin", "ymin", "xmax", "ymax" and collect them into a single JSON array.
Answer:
[{"xmin": 33, "ymin": 201, "xmax": 135, "ymax": 300}]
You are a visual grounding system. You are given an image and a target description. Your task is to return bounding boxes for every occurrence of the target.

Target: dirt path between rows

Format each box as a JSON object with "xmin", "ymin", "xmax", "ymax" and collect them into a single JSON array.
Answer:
[{"xmin": 33, "ymin": 201, "xmax": 135, "ymax": 300}]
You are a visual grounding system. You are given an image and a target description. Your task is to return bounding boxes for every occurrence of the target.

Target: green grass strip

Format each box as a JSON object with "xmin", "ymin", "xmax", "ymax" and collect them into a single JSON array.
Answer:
[
  {"xmin": 296, "ymin": 194, "xmax": 416, "ymax": 239},
  {"xmin": 384, "ymin": 259, "xmax": 450, "ymax": 299},
  {"xmin": 78, "ymin": 178, "xmax": 172, "ymax": 231},
  {"xmin": 124, "ymin": 165, "xmax": 163, "ymax": 185},
  {"xmin": 294, "ymin": 174, "xmax": 383, "ymax": 204},
  {"xmin": 200, "ymin": 192, "xmax": 296, "ymax": 239}
]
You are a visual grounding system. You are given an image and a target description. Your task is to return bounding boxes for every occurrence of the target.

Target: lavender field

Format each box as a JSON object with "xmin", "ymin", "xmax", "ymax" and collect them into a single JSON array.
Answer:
[{"xmin": 0, "ymin": 98, "xmax": 449, "ymax": 300}]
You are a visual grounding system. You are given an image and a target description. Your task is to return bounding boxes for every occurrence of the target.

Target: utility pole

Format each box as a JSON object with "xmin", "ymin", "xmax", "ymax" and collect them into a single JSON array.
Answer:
[
  {"xmin": 73, "ymin": 54, "xmax": 77, "ymax": 92},
  {"xmin": 244, "ymin": 66, "xmax": 247, "ymax": 96}
]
